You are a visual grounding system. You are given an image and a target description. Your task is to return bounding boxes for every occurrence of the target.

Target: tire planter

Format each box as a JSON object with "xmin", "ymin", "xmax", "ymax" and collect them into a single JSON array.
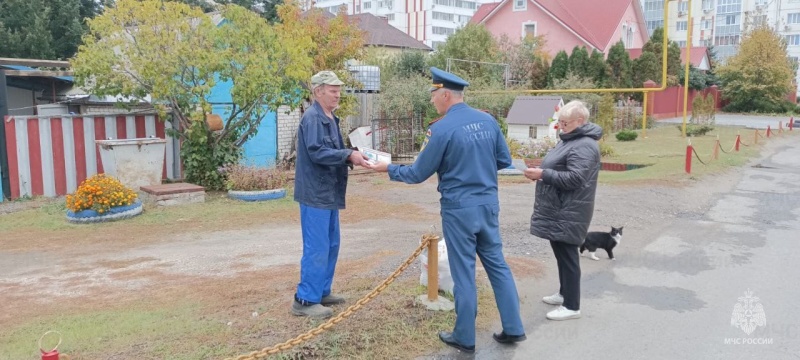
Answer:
[
  {"xmin": 228, "ymin": 188, "xmax": 287, "ymax": 202},
  {"xmin": 66, "ymin": 200, "xmax": 143, "ymax": 224}
]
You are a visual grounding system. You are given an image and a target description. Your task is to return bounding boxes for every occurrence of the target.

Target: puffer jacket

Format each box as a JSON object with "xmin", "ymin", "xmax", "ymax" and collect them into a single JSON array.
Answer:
[{"xmin": 530, "ymin": 123, "xmax": 602, "ymax": 245}]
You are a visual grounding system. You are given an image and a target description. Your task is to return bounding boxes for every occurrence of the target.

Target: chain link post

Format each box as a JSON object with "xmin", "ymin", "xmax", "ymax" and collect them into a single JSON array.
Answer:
[{"xmin": 427, "ymin": 235, "xmax": 439, "ymax": 301}]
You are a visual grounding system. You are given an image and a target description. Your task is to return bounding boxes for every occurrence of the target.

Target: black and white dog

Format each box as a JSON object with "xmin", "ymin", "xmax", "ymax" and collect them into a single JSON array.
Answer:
[{"xmin": 580, "ymin": 226, "xmax": 623, "ymax": 261}]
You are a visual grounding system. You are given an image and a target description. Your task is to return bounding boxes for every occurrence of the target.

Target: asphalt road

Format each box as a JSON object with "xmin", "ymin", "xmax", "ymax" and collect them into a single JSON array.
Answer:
[
  {"xmin": 469, "ymin": 132, "xmax": 800, "ymax": 359},
  {"xmin": 660, "ymin": 114, "xmax": 795, "ymax": 130}
]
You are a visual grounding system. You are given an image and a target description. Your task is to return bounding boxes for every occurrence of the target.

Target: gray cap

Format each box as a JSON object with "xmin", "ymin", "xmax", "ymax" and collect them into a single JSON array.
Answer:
[{"xmin": 311, "ymin": 71, "xmax": 345, "ymax": 86}]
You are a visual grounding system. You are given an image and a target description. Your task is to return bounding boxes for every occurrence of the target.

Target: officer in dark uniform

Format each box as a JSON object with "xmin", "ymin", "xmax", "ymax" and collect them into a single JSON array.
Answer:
[{"xmin": 368, "ymin": 67, "xmax": 526, "ymax": 353}]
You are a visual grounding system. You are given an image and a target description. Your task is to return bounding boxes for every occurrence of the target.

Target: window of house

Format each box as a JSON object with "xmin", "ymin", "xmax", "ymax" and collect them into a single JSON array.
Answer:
[
  {"xmin": 433, "ymin": 11, "xmax": 454, "ymax": 21},
  {"xmin": 676, "ymin": 40, "xmax": 687, "ymax": 47},
  {"xmin": 364, "ymin": 2, "xmax": 371, "ymax": 9},
  {"xmin": 678, "ymin": 1, "xmax": 688, "ymax": 13},
  {"xmin": 432, "ymin": 26, "xmax": 455, "ymax": 35},
  {"xmin": 786, "ymin": 34, "xmax": 800, "ymax": 46},
  {"xmin": 522, "ymin": 22, "xmax": 536, "ymax": 38},
  {"xmin": 677, "ymin": 21, "xmax": 688, "ymax": 31},
  {"xmin": 703, "ymin": 19, "xmax": 712, "ymax": 29},
  {"xmin": 355, "ymin": 4, "xmax": 361, "ymax": 12},
  {"xmin": 647, "ymin": 20, "xmax": 664, "ymax": 31},
  {"xmin": 788, "ymin": 13, "xmax": 800, "ymax": 24},
  {"xmin": 717, "ymin": 0, "xmax": 741, "ymax": 14},
  {"xmin": 702, "ymin": 0, "xmax": 713, "ymax": 11},
  {"xmin": 714, "ymin": 34, "xmax": 740, "ymax": 45},
  {"xmin": 753, "ymin": 15, "xmax": 767, "ymax": 26},
  {"xmin": 725, "ymin": 14, "xmax": 738, "ymax": 25},
  {"xmin": 529, "ymin": 126, "xmax": 538, "ymax": 139},
  {"xmin": 386, "ymin": 13, "xmax": 395, "ymax": 20},
  {"xmin": 432, "ymin": 41, "xmax": 446, "ymax": 49},
  {"xmin": 514, "ymin": 0, "xmax": 526, "ymax": 11}
]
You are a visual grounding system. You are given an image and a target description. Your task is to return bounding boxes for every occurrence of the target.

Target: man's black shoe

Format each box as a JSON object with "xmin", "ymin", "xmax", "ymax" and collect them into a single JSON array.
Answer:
[
  {"xmin": 492, "ymin": 331, "xmax": 527, "ymax": 344},
  {"xmin": 438, "ymin": 331, "xmax": 475, "ymax": 354}
]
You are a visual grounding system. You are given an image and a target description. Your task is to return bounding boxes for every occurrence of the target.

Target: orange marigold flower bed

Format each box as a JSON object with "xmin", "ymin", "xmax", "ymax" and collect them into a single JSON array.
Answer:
[{"xmin": 65, "ymin": 174, "xmax": 138, "ymax": 213}]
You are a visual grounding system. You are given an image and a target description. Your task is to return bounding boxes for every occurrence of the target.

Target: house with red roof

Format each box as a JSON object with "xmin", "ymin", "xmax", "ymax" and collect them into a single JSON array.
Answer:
[
  {"xmin": 471, "ymin": 0, "xmax": 649, "ymax": 59},
  {"xmin": 628, "ymin": 47, "xmax": 712, "ymax": 71}
]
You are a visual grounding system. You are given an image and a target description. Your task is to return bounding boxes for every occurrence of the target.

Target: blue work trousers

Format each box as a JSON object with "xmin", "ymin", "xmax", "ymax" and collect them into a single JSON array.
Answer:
[
  {"xmin": 441, "ymin": 203, "xmax": 525, "ymax": 347},
  {"xmin": 295, "ymin": 204, "xmax": 341, "ymax": 304}
]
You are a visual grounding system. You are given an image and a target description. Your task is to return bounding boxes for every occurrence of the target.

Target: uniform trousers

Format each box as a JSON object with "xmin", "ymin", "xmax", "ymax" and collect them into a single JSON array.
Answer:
[
  {"xmin": 441, "ymin": 203, "xmax": 525, "ymax": 347},
  {"xmin": 295, "ymin": 204, "xmax": 340, "ymax": 305},
  {"xmin": 550, "ymin": 240, "xmax": 581, "ymax": 311}
]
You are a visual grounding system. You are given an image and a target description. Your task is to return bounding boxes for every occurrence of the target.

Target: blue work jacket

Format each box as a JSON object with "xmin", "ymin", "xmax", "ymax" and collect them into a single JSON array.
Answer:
[
  {"xmin": 387, "ymin": 103, "xmax": 512, "ymax": 209},
  {"xmin": 293, "ymin": 101, "xmax": 353, "ymax": 210}
]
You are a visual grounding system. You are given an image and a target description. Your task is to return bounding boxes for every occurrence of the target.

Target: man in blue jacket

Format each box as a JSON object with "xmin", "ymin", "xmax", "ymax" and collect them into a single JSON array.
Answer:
[
  {"xmin": 367, "ymin": 68, "xmax": 526, "ymax": 353},
  {"xmin": 292, "ymin": 71, "xmax": 370, "ymax": 318}
]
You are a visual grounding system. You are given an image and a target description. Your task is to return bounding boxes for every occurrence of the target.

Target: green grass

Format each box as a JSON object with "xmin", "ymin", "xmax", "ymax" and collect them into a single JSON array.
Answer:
[
  {"xmin": 0, "ymin": 304, "xmax": 232, "ymax": 360},
  {"xmin": 0, "ymin": 190, "xmax": 297, "ymax": 234},
  {"xmin": 598, "ymin": 124, "xmax": 784, "ymax": 184},
  {"xmin": 0, "ymin": 278, "xmax": 497, "ymax": 360}
]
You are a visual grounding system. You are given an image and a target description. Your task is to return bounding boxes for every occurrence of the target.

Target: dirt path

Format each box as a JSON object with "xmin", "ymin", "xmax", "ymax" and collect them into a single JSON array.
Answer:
[{"xmin": 3, "ymin": 133, "xmax": 791, "ymax": 359}]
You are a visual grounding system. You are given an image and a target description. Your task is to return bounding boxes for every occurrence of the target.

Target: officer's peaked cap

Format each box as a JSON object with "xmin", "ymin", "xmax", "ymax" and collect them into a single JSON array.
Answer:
[{"xmin": 429, "ymin": 67, "xmax": 469, "ymax": 92}]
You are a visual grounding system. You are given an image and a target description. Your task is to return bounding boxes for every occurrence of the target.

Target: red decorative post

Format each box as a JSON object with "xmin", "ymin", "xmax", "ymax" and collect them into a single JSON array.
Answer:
[
  {"xmin": 767, "ymin": 125, "xmax": 772, "ymax": 137},
  {"xmin": 735, "ymin": 135, "xmax": 741, "ymax": 152},
  {"xmin": 685, "ymin": 142, "xmax": 693, "ymax": 174}
]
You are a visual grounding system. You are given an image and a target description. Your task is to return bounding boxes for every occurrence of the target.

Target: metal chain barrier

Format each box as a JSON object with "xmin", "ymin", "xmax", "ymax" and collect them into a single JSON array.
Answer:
[{"xmin": 225, "ymin": 233, "xmax": 440, "ymax": 360}]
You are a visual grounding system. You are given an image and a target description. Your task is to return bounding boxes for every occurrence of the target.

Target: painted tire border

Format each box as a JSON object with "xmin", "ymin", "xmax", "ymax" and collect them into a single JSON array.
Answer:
[
  {"xmin": 228, "ymin": 188, "xmax": 287, "ymax": 202},
  {"xmin": 66, "ymin": 200, "xmax": 143, "ymax": 224}
]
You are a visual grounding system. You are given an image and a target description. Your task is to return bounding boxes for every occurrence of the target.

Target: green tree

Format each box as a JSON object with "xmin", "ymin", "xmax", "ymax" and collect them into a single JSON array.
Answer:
[
  {"xmin": 261, "ymin": 0, "xmax": 284, "ymax": 23},
  {"xmin": 276, "ymin": 3, "xmax": 366, "ymax": 125},
  {"xmin": 72, "ymin": 0, "xmax": 313, "ymax": 189},
  {"xmin": 171, "ymin": 0, "xmax": 258, "ymax": 12},
  {"xmin": 498, "ymin": 34, "xmax": 550, "ymax": 89},
  {"xmin": 718, "ymin": 25, "xmax": 795, "ymax": 112},
  {"xmin": 49, "ymin": 0, "xmax": 84, "ymax": 59},
  {"xmin": 633, "ymin": 51, "xmax": 660, "ymax": 88},
  {"xmin": 606, "ymin": 40, "xmax": 632, "ymax": 89},
  {"xmin": 596, "ymin": 94, "xmax": 616, "ymax": 139},
  {"xmin": 678, "ymin": 65, "xmax": 709, "ymax": 91},
  {"xmin": 551, "ymin": 73, "xmax": 602, "ymax": 118},
  {"xmin": 530, "ymin": 56, "xmax": 550, "ymax": 90},
  {"xmin": 642, "ymin": 28, "xmax": 681, "ymax": 85},
  {"xmin": 568, "ymin": 46, "xmax": 590, "ymax": 79},
  {"xmin": 588, "ymin": 49, "xmax": 609, "ymax": 87},
  {"xmin": 548, "ymin": 50, "xmax": 569, "ymax": 87},
  {"xmin": 394, "ymin": 51, "xmax": 428, "ymax": 78},
  {"xmin": 428, "ymin": 23, "xmax": 501, "ymax": 89},
  {"xmin": 0, "ymin": 0, "xmax": 55, "ymax": 59},
  {"xmin": 378, "ymin": 73, "xmax": 433, "ymax": 118}
]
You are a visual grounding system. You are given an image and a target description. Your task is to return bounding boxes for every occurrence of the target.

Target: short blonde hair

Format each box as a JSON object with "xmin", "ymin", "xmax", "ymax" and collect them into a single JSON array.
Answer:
[{"xmin": 558, "ymin": 100, "xmax": 590, "ymax": 123}]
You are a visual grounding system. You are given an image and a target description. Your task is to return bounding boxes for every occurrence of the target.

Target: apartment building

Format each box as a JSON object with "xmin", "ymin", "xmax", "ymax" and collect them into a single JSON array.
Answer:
[
  {"xmin": 641, "ymin": 0, "xmax": 800, "ymax": 87},
  {"xmin": 311, "ymin": 0, "xmax": 493, "ymax": 49}
]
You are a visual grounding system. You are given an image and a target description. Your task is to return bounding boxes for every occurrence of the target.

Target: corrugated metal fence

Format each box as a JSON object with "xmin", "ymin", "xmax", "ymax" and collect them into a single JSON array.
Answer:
[{"xmin": 3, "ymin": 114, "xmax": 181, "ymax": 199}]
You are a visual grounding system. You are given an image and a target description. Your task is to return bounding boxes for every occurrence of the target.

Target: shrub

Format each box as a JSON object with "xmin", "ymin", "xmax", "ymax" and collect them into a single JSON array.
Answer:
[
  {"xmin": 223, "ymin": 164, "xmax": 290, "ymax": 191},
  {"xmin": 599, "ymin": 141, "xmax": 616, "ymax": 157},
  {"xmin": 65, "ymin": 174, "xmax": 138, "ymax": 213},
  {"xmin": 615, "ymin": 129, "xmax": 638, "ymax": 141},
  {"xmin": 520, "ymin": 137, "xmax": 557, "ymax": 158},
  {"xmin": 684, "ymin": 124, "xmax": 715, "ymax": 137},
  {"xmin": 507, "ymin": 138, "xmax": 524, "ymax": 158}
]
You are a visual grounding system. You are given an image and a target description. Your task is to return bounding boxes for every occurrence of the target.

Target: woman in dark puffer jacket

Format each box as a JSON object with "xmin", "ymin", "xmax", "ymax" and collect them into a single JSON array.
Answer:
[{"xmin": 523, "ymin": 100, "xmax": 602, "ymax": 321}]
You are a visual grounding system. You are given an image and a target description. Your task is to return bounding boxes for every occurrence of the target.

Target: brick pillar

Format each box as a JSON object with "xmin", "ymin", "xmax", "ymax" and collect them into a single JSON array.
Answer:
[{"xmin": 643, "ymin": 80, "xmax": 657, "ymax": 118}]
